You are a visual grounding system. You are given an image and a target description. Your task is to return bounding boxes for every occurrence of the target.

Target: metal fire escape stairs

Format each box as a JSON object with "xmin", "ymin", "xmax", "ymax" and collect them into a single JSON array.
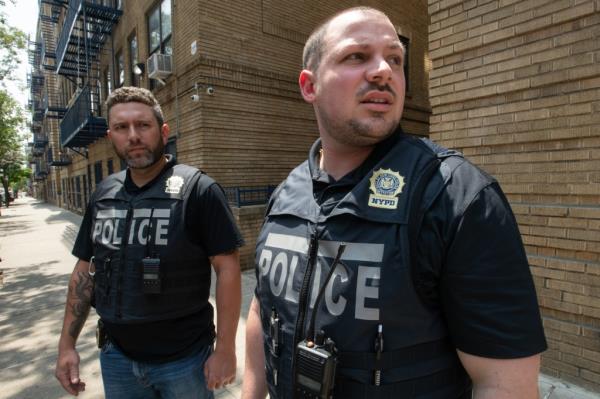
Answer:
[{"xmin": 54, "ymin": 0, "xmax": 122, "ymax": 150}]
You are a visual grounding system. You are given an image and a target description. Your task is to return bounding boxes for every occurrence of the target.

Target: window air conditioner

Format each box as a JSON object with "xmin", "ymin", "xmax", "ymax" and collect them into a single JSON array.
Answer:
[{"xmin": 147, "ymin": 53, "xmax": 173, "ymax": 79}]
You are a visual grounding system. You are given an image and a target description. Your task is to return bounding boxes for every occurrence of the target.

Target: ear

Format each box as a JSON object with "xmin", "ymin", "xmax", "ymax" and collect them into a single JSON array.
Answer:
[
  {"xmin": 299, "ymin": 69, "xmax": 317, "ymax": 103},
  {"xmin": 161, "ymin": 123, "xmax": 170, "ymax": 145},
  {"xmin": 106, "ymin": 129, "xmax": 113, "ymax": 142}
]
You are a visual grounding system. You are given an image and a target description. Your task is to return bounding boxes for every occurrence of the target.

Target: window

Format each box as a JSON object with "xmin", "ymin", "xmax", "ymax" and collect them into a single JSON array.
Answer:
[
  {"xmin": 82, "ymin": 175, "xmax": 88, "ymax": 207},
  {"xmin": 104, "ymin": 68, "xmax": 112, "ymax": 100},
  {"xmin": 75, "ymin": 176, "xmax": 82, "ymax": 209},
  {"xmin": 116, "ymin": 50, "xmax": 125, "ymax": 88},
  {"xmin": 129, "ymin": 33, "xmax": 140, "ymax": 86},
  {"xmin": 107, "ymin": 159, "xmax": 114, "ymax": 175},
  {"xmin": 148, "ymin": 0, "xmax": 172, "ymax": 89},
  {"xmin": 166, "ymin": 136, "xmax": 177, "ymax": 157},
  {"xmin": 94, "ymin": 161, "xmax": 103, "ymax": 185},
  {"xmin": 148, "ymin": 0, "xmax": 172, "ymax": 56},
  {"xmin": 62, "ymin": 179, "xmax": 67, "ymax": 205},
  {"xmin": 399, "ymin": 35, "xmax": 410, "ymax": 93}
]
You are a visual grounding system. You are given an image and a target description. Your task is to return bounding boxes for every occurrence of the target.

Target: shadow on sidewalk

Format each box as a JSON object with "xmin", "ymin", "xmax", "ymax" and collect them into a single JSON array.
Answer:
[
  {"xmin": 0, "ymin": 262, "xmax": 99, "ymax": 399},
  {"xmin": 0, "ymin": 221, "xmax": 34, "ymax": 238}
]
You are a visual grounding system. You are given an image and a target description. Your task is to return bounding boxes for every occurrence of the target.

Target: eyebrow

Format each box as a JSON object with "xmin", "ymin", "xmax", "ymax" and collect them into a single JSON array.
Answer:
[{"xmin": 346, "ymin": 42, "xmax": 403, "ymax": 50}]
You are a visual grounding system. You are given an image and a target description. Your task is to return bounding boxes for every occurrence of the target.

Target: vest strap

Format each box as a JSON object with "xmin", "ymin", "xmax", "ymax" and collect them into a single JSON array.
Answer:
[
  {"xmin": 334, "ymin": 367, "xmax": 471, "ymax": 398},
  {"xmin": 338, "ymin": 339, "xmax": 452, "ymax": 370}
]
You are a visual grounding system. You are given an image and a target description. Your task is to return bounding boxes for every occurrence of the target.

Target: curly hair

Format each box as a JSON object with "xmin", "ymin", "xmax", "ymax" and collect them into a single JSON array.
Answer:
[{"xmin": 105, "ymin": 86, "xmax": 164, "ymax": 127}]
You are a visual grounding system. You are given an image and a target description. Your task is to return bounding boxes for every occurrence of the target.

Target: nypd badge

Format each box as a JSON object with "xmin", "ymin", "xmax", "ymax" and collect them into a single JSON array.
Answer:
[
  {"xmin": 165, "ymin": 175, "xmax": 185, "ymax": 194},
  {"xmin": 368, "ymin": 168, "xmax": 405, "ymax": 209}
]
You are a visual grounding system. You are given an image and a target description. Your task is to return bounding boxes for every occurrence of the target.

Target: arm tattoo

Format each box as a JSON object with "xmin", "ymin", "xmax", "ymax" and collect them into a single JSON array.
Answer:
[{"xmin": 67, "ymin": 271, "xmax": 93, "ymax": 339}]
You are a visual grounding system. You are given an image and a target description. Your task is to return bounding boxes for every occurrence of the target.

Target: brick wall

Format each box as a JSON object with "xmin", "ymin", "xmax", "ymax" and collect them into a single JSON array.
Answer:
[{"xmin": 428, "ymin": 0, "xmax": 600, "ymax": 392}]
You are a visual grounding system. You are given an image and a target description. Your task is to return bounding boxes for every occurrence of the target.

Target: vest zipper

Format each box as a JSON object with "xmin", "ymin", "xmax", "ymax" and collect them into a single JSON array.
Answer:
[{"xmin": 116, "ymin": 205, "xmax": 133, "ymax": 319}]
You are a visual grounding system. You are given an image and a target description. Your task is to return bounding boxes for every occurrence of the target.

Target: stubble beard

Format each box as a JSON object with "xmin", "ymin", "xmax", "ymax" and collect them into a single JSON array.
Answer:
[
  {"xmin": 319, "ymin": 109, "xmax": 400, "ymax": 147},
  {"xmin": 115, "ymin": 140, "xmax": 165, "ymax": 169}
]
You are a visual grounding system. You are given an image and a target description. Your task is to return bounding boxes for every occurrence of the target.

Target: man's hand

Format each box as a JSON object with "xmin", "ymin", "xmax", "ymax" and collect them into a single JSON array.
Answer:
[
  {"xmin": 204, "ymin": 347, "xmax": 237, "ymax": 390},
  {"xmin": 55, "ymin": 348, "xmax": 86, "ymax": 396}
]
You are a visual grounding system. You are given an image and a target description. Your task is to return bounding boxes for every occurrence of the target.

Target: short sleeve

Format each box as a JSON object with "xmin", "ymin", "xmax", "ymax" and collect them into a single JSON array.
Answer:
[
  {"xmin": 72, "ymin": 202, "xmax": 94, "ymax": 261},
  {"xmin": 185, "ymin": 177, "xmax": 244, "ymax": 256},
  {"xmin": 440, "ymin": 183, "xmax": 547, "ymax": 358}
]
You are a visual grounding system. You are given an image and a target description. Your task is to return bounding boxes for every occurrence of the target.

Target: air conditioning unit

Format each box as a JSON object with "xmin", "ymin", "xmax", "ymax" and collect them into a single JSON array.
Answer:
[{"xmin": 147, "ymin": 53, "xmax": 173, "ymax": 79}]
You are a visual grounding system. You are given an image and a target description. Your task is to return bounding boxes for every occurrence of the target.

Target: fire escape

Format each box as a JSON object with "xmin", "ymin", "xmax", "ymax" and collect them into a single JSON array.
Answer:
[
  {"xmin": 38, "ymin": 0, "xmax": 71, "ymax": 167},
  {"xmin": 27, "ymin": 39, "xmax": 49, "ymax": 181},
  {"xmin": 55, "ymin": 0, "xmax": 122, "ymax": 149}
]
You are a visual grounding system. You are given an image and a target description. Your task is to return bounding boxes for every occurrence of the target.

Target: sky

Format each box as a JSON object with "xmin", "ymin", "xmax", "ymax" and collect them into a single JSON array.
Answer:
[{"xmin": 3, "ymin": 0, "xmax": 39, "ymax": 114}]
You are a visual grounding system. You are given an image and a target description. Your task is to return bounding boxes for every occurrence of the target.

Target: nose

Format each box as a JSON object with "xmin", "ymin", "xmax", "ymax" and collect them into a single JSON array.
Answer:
[
  {"xmin": 126, "ymin": 125, "xmax": 141, "ymax": 142},
  {"xmin": 366, "ymin": 56, "xmax": 393, "ymax": 84}
]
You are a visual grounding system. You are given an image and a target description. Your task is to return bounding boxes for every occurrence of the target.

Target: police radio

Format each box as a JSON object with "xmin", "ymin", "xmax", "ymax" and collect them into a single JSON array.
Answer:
[
  {"xmin": 294, "ymin": 244, "xmax": 346, "ymax": 399},
  {"xmin": 142, "ymin": 209, "xmax": 162, "ymax": 294}
]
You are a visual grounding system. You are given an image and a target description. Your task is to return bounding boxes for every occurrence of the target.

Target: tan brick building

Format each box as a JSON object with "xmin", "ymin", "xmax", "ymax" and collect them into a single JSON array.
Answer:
[
  {"xmin": 428, "ymin": 0, "xmax": 600, "ymax": 392},
  {"xmin": 28, "ymin": 0, "xmax": 600, "ymax": 394}
]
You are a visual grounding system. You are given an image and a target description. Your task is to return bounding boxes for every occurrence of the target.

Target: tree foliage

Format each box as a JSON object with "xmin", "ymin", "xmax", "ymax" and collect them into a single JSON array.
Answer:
[
  {"xmin": 0, "ymin": 0, "xmax": 27, "ymax": 83},
  {"xmin": 0, "ymin": 87, "xmax": 25, "ymax": 207}
]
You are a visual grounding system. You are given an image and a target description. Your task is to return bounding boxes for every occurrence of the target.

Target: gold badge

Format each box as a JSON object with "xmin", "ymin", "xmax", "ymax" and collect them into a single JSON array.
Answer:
[
  {"xmin": 368, "ymin": 168, "xmax": 405, "ymax": 209},
  {"xmin": 165, "ymin": 175, "xmax": 185, "ymax": 194}
]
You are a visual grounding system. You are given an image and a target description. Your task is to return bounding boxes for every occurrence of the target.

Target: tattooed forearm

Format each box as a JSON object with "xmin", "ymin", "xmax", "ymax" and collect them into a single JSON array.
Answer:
[{"xmin": 67, "ymin": 271, "xmax": 93, "ymax": 339}]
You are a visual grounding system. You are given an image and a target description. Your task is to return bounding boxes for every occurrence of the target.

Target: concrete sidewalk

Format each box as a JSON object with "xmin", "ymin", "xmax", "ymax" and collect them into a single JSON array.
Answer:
[{"xmin": 1, "ymin": 197, "xmax": 598, "ymax": 399}]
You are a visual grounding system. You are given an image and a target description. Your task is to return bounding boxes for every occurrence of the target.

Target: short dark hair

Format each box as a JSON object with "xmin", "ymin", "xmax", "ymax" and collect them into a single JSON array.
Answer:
[
  {"xmin": 302, "ymin": 7, "xmax": 392, "ymax": 72},
  {"xmin": 105, "ymin": 86, "xmax": 164, "ymax": 127}
]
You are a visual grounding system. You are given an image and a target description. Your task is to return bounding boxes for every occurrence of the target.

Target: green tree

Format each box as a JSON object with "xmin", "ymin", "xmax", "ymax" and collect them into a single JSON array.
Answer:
[
  {"xmin": 0, "ymin": 0, "xmax": 27, "ymax": 83},
  {"xmin": 0, "ymin": 88, "xmax": 25, "ymax": 207}
]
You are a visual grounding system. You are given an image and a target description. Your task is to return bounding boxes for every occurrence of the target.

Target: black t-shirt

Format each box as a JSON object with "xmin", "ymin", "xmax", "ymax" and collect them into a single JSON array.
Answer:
[
  {"xmin": 308, "ymin": 133, "xmax": 547, "ymax": 359},
  {"xmin": 73, "ymin": 159, "xmax": 244, "ymax": 362}
]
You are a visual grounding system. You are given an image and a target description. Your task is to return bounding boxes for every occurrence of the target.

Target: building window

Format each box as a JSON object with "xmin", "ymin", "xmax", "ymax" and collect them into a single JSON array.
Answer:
[
  {"xmin": 166, "ymin": 136, "xmax": 177, "ymax": 157},
  {"xmin": 94, "ymin": 161, "xmax": 103, "ymax": 185},
  {"xmin": 129, "ymin": 33, "xmax": 140, "ymax": 86},
  {"xmin": 107, "ymin": 158, "xmax": 114, "ymax": 175},
  {"xmin": 116, "ymin": 50, "xmax": 125, "ymax": 88},
  {"xmin": 87, "ymin": 164, "xmax": 92, "ymax": 197},
  {"xmin": 399, "ymin": 35, "xmax": 410, "ymax": 93},
  {"xmin": 148, "ymin": 0, "xmax": 172, "ymax": 56},
  {"xmin": 104, "ymin": 68, "xmax": 112, "ymax": 100},
  {"xmin": 75, "ymin": 176, "xmax": 82, "ymax": 209},
  {"xmin": 82, "ymin": 175, "xmax": 88, "ymax": 207}
]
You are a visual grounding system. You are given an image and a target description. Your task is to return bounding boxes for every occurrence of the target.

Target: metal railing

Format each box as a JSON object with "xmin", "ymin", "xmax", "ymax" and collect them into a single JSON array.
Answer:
[
  {"xmin": 60, "ymin": 84, "xmax": 91, "ymax": 145},
  {"xmin": 224, "ymin": 185, "xmax": 277, "ymax": 207},
  {"xmin": 55, "ymin": 0, "xmax": 81, "ymax": 73}
]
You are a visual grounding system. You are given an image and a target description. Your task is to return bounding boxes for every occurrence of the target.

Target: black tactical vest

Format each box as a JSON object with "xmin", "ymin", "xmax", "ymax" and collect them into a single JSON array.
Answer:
[
  {"xmin": 90, "ymin": 163, "xmax": 212, "ymax": 323},
  {"xmin": 255, "ymin": 135, "xmax": 472, "ymax": 398}
]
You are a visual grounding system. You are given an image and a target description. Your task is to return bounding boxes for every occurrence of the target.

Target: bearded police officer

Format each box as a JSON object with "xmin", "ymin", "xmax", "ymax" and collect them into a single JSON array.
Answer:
[
  {"xmin": 242, "ymin": 7, "xmax": 547, "ymax": 399},
  {"xmin": 55, "ymin": 87, "xmax": 243, "ymax": 398}
]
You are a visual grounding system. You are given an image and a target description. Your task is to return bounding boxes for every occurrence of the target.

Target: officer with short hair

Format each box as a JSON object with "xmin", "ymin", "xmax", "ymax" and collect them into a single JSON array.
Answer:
[
  {"xmin": 56, "ymin": 86, "xmax": 243, "ymax": 399},
  {"xmin": 242, "ymin": 7, "xmax": 547, "ymax": 399}
]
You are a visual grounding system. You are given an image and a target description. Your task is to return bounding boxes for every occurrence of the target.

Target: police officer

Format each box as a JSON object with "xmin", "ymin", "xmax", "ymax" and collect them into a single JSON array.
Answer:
[
  {"xmin": 55, "ymin": 87, "xmax": 243, "ymax": 398},
  {"xmin": 242, "ymin": 7, "xmax": 547, "ymax": 399}
]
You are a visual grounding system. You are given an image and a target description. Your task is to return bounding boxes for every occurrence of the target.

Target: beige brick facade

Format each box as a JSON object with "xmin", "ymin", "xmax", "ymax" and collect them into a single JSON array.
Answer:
[{"xmin": 429, "ymin": 0, "xmax": 600, "ymax": 392}]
